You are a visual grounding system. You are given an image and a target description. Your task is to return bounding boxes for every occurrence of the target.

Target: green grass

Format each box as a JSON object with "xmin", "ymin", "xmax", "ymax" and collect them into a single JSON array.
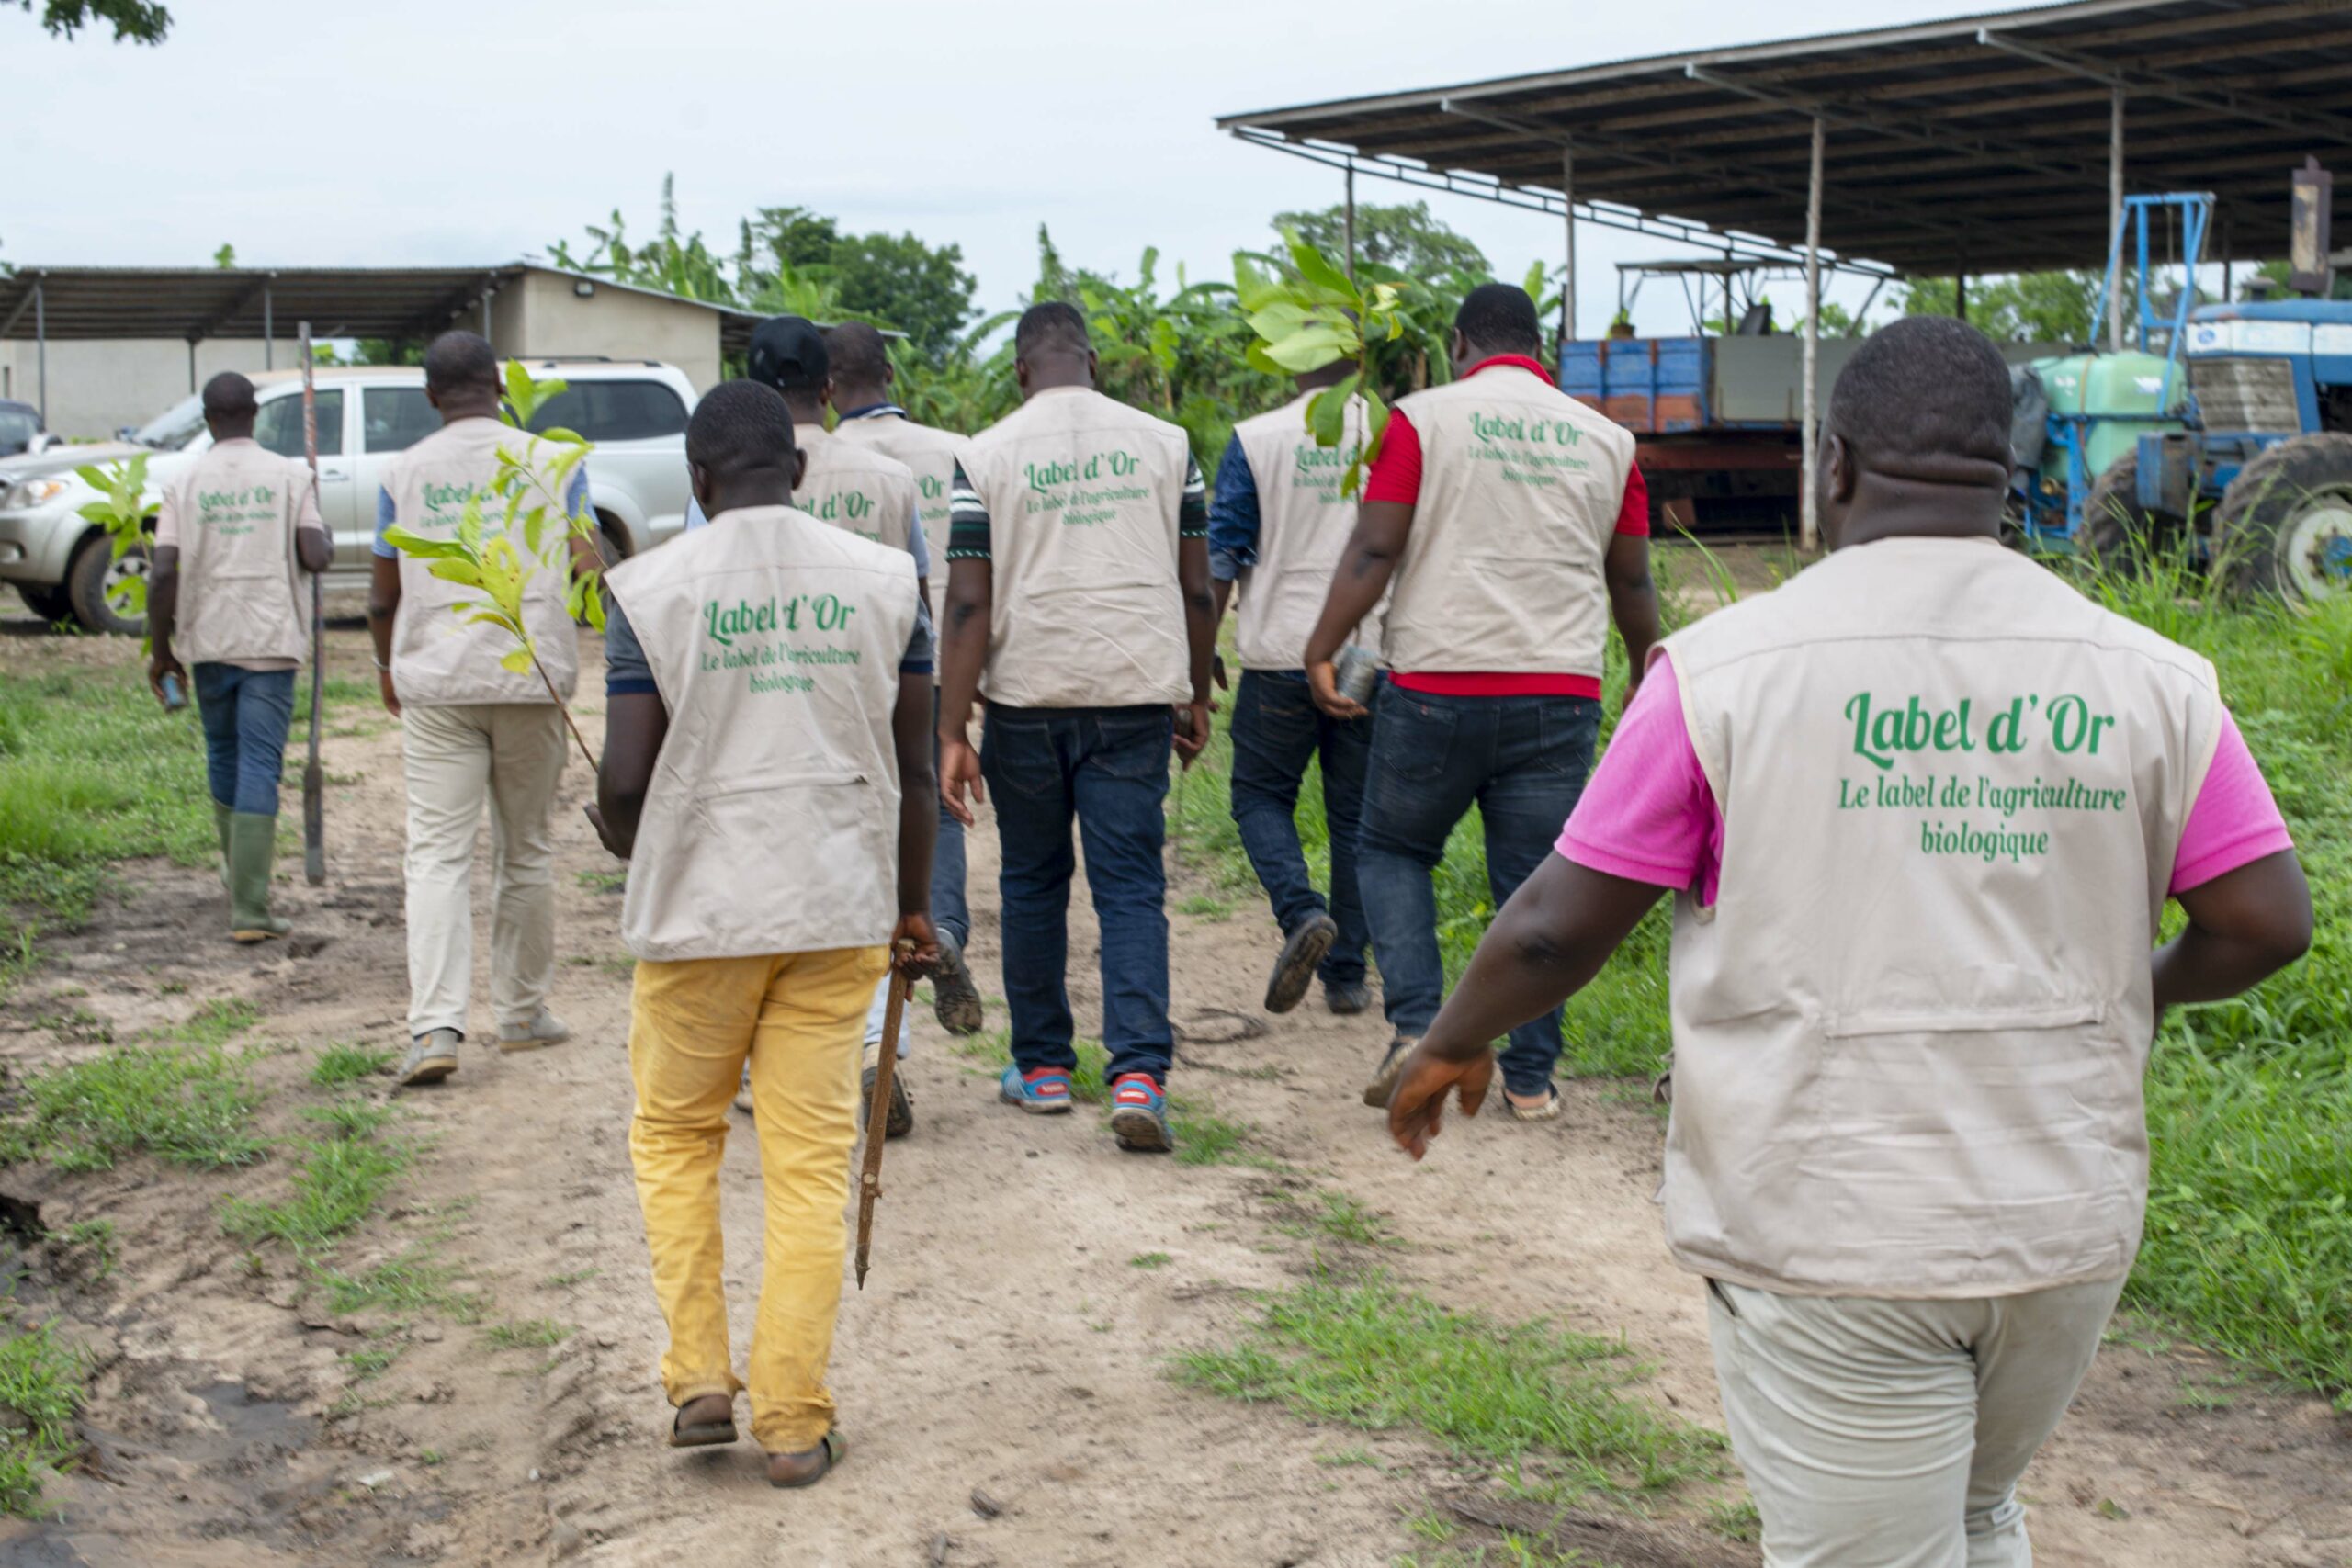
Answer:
[
  {"xmin": 0, "ymin": 669, "xmax": 218, "ymax": 927},
  {"xmin": 0, "ymin": 1322, "xmax": 85, "ymax": 1517},
  {"xmin": 300, "ymin": 1099, "xmax": 395, "ymax": 1141},
  {"xmin": 1130, "ymin": 1251, "xmax": 1172, "ymax": 1269},
  {"xmin": 0, "ymin": 1043, "xmax": 266, "ymax": 1172},
  {"xmin": 482, "ymin": 1317, "xmax": 572, "ymax": 1350},
  {"xmin": 220, "ymin": 1135, "xmax": 410, "ymax": 1255},
  {"xmin": 311, "ymin": 1042, "xmax": 395, "ymax": 1089},
  {"xmin": 54, "ymin": 1218, "xmax": 117, "ymax": 1280},
  {"xmin": 172, "ymin": 998, "xmax": 259, "ymax": 1048},
  {"xmin": 319, "ymin": 1247, "xmax": 486, "ymax": 1323},
  {"xmin": 1175, "ymin": 1272, "xmax": 1716, "ymax": 1497}
]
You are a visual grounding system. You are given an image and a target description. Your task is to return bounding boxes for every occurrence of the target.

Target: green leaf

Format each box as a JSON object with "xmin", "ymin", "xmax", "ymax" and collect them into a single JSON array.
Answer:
[
  {"xmin": 503, "ymin": 360, "xmax": 536, "ymax": 425},
  {"xmin": 499, "ymin": 647, "xmax": 535, "ymax": 675},
  {"xmin": 537, "ymin": 427, "xmax": 586, "ymax": 447},
  {"xmin": 1246, "ymin": 302, "xmax": 1312, "ymax": 343},
  {"xmin": 74, "ymin": 466, "xmax": 115, "ymax": 492},
  {"xmin": 1306, "ymin": 375, "xmax": 1358, "ymax": 448},
  {"xmin": 1264, "ymin": 325, "xmax": 1351, "ymax": 374},
  {"xmin": 1285, "ymin": 234, "xmax": 1357, "ymax": 305},
  {"xmin": 1245, "ymin": 342, "xmax": 1291, "ymax": 378},
  {"xmin": 1233, "ymin": 255, "xmax": 1284, "ymax": 314},
  {"xmin": 427, "ymin": 558, "xmax": 485, "ymax": 589},
  {"xmin": 379, "ymin": 525, "xmax": 467, "ymax": 560}
]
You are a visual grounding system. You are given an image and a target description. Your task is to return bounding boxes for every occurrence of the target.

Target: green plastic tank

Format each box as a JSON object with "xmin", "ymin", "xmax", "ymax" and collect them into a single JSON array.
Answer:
[{"xmin": 2031, "ymin": 350, "xmax": 2187, "ymax": 489}]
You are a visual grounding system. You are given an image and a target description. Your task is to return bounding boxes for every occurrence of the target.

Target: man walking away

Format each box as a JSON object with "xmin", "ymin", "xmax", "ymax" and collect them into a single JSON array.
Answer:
[
  {"xmin": 1387, "ymin": 316, "xmax": 2312, "ymax": 1566},
  {"xmin": 936, "ymin": 302, "xmax": 1216, "ymax": 1153},
  {"xmin": 1211, "ymin": 364, "xmax": 1381, "ymax": 1016},
  {"xmin": 1307, "ymin": 284, "xmax": 1658, "ymax": 1121},
  {"xmin": 369, "ymin": 332, "xmax": 596, "ymax": 1089},
  {"xmin": 831, "ymin": 321, "xmax": 988, "ymax": 1039},
  {"xmin": 593, "ymin": 379, "xmax": 936, "ymax": 1490},
  {"xmin": 146, "ymin": 371, "xmax": 332, "ymax": 942},
  {"xmin": 694, "ymin": 316, "xmax": 932, "ymax": 1134}
]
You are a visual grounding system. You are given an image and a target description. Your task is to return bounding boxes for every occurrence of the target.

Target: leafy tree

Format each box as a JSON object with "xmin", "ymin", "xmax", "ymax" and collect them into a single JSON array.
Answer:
[
  {"xmin": 1271, "ymin": 200, "xmax": 1490, "ymax": 281},
  {"xmin": 1896, "ymin": 270, "xmax": 2104, "ymax": 344},
  {"xmin": 828, "ymin": 231, "xmax": 976, "ymax": 364},
  {"xmin": 548, "ymin": 175, "xmax": 733, "ymax": 303},
  {"xmin": 16, "ymin": 0, "xmax": 168, "ymax": 42},
  {"xmin": 211, "ymin": 242, "xmax": 235, "ymax": 269}
]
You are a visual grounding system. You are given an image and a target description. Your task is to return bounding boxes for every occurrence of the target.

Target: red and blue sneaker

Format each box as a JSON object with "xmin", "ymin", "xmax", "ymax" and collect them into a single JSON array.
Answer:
[
  {"xmin": 1108, "ymin": 1073, "xmax": 1171, "ymax": 1154},
  {"xmin": 999, "ymin": 1064, "xmax": 1073, "ymax": 1115}
]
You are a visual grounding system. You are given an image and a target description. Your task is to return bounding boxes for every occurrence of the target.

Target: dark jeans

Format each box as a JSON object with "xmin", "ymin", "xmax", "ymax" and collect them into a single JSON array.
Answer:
[
  {"xmin": 193, "ymin": 662, "xmax": 297, "ymax": 816},
  {"xmin": 1227, "ymin": 669, "xmax": 1373, "ymax": 986},
  {"xmin": 1356, "ymin": 686, "xmax": 1602, "ymax": 1097},
  {"xmin": 931, "ymin": 688, "xmax": 967, "ymax": 947},
  {"xmin": 981, "ymin": 703, "xmax": 1173, "ymax": 1085}
]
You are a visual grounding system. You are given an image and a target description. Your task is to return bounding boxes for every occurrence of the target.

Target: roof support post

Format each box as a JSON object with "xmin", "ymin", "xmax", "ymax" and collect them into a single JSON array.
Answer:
[
  {"xmin": 481, "ymin": 288, "xmax": 493, "ymax": 345},
  {"xmin": 264, "ymin": 281, "xmax": 275, "ymax": 369},
  {"xmin": 1801, "ymin": 115, "xmax": 1825, "ymax": 554},
  {"xmin": 188, "ymin": 340, "xmax": 198, "ymax": 395},
  {"xmin": 2109, "ymin": 86, "xmax": 2125, "ymax": 350},
  {"xmin": 1957, "ymin": 271, "xmax": 1969, "ymax": 323},
  {"xmin": 34, "ymin": 280, "xmax": 45, "ymax": 427},
  {"xmin": 1561, "ymin": 147, "xmax": 1577, "ymax": 350},
  {"xmin": 1343, "ymin": 164, "xmax": 1357, "ymax": 286}
]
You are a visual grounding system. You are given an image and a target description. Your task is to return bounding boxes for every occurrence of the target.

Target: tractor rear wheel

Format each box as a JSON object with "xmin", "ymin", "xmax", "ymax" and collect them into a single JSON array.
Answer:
[
  {"xmin": 2077, "ymin": 451, "xmax": 2186, "ymax": 578},
  {"xmin": 2215, "ymin": 432, "xmax": 2352, "ymax": 606}
]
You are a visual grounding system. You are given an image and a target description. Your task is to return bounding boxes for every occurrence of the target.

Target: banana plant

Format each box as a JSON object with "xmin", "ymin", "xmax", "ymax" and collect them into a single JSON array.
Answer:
[
  {"xmin": 1234, "ymin": 233, "xmax": 1409, "ymax": 498},
  {"xmin": 380, "ymin": 363, "xmax": 603, "ymax": 767},
  {"xmin": 75, "ymin": 454, "xmax": 153, "ymax": 634}
]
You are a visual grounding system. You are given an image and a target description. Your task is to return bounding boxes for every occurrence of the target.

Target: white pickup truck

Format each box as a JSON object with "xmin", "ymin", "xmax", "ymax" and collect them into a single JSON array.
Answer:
[{"xmin": 0, "ymin": 358, "xmax": 698, "ymax": 634}]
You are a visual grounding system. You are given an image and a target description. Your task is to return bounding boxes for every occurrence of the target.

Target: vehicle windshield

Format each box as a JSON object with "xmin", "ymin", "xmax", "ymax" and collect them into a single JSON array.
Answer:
[
  {"xmin": 0, "ymin": 409, "xmax": 37, "ymax": 455},
  {"xmin": 132, "ymin": 394, "xmax": 209, "ymax": 451}
]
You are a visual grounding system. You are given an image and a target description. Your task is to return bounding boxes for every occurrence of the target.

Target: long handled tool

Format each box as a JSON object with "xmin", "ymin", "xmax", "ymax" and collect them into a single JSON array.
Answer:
[
  {"xmin": 854, "ymin": 943, "xmax": 916, "ymax": 1289},
  {"xmin": 299, "ymin": 321, "xmax": 327, "ymax": 886}
]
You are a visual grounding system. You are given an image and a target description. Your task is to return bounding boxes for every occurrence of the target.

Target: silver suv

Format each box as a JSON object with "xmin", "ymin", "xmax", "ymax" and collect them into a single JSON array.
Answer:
[{"xmin": 0, "ymin": 357, "xmax": 698, "ymax": 634}]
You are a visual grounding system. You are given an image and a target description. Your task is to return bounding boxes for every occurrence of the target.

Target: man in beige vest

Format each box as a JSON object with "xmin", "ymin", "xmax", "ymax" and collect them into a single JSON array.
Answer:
[
  {"xmin": 1210, "ymin": 364, "xmax": 1381, "ymax": 1016},
  {"xmin": 830, "ymin": 321, "xmax": 988, "ymax": 1039},
  {"xmin": 145, "ymin": 371, "xmax": 333, "ymax": 942},
  {"xmin": 368, "ymin": 332, "xmax": 596, "ymax": 1089},
  {"xmin": 937, "ymin": 301, "xmax": 1216, "ymax": 1153},
  {"xmin": 686, "ymin": 316, "xmax": 934, "ymax": 1132},
  {"xmin": 1385, "ymin": 318, "xmax": 2312, "ymax": 1566},
  {"xmin": 591, "ymin": 378, "xmax": 935, "ymax": 1490},
  {"xmin": 1306, "ymin": 284, "xmax": 1659, "ymax": 1121}
]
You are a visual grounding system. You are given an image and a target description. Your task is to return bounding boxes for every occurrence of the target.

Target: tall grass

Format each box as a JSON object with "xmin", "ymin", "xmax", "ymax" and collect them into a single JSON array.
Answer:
[{"xmin": 1175, "ymin": 541, "xmax": 2352, "ymax": 1403}]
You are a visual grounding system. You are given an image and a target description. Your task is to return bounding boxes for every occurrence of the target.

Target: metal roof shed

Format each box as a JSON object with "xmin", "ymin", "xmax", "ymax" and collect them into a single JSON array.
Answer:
[{"xmin": 1217, "ymin": 0, "xmax": 2352, "ymax": 542}]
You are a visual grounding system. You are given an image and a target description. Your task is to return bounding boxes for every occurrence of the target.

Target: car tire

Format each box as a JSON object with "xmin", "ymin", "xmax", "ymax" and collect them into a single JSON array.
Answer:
[
  {"xmin": 15, "ymin": 581, "xmax": 76, "ymax": 624},
  {"xmin": 64, "ymin": 529, "xmax": 151, "ymax": 637},
  {"xmin": 2077, "ymin": 451, "xmax": 2187, "ymax": 579},
  {"xmin": 2215, "ymin": 433, "xmax": 2352, "ymax": 607}
]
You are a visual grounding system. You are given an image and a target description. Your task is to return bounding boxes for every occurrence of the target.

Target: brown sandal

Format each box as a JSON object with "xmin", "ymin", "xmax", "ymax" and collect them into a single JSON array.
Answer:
[
  {"xmin": 766, "ymin": 1429, "xmax": 846, "ymax": 1488},
  {"xmin": 669, "ymin": 1393, "xmax": 738, "ymax": 1448}
]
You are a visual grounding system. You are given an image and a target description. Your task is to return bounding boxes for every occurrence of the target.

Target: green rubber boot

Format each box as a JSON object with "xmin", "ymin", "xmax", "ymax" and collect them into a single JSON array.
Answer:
[
  {"xmin": 227, "ymin": 812, "xmax": 291, "ymax": 943},
  {"xmin": 212, "ymin": 800, "xmax": 234, "ymax": 888}
]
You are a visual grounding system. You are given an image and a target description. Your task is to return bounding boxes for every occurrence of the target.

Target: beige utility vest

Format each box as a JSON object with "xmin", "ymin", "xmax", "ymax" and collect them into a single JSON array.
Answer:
[
  {"xmin": 960, "ymin": 386, "xmax": 1193, "ymax": 708},
  {"xmin": 796, "ymin": 424, "xmax": 918, "ymax": 557},
  {"xmin": 1660, "ymin": 536, "xmax": 2221, "ymax": 1298},
  {"xmin": 384, "ymin": 417, "xmax": 582, "ymax": 707},
  {"xmin": 1381, "ymin": 365, "xmax": 1634, "ymax": 676},
  {"xmin": 605, "ymin": 505, "xmax": 920, "ymax": 963},
  {"xmin": 834, "ymin": 412, "xmax": 972, "ymax": 661},
  {"xmin": 166, "ymin": 438, "xmax": 314, "ymax": 667},
  {"xmin": 1229, "ymin": 391, "xmax": 1385, "ymax": 671}
]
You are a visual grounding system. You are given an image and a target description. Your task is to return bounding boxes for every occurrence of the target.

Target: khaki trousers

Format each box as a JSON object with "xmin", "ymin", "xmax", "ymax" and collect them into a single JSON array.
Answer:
[
  {"xmin": 627, "ymin": 945, "xmax": 888, "ymax": 1452},
  {"xmin": 1706, "ymin": 1275, "xmax": 2127, "ymax": 1568},
  {"xmin": 401, "ymin": 702, "xmax": 568, "ymax": 1040}
]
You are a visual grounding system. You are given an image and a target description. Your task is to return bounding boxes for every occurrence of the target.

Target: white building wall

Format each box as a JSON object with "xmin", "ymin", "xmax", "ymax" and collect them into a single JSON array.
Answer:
[{"xmin": 0, "ymin": 337, "xmax": 302, "ymax": 439}]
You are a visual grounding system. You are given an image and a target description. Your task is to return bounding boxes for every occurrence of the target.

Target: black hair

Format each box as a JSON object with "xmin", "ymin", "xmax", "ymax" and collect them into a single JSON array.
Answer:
[
  {"xmin": 1453, "ymin": 283, "xmax": 1541, "ymax": 357},
  {"xmin": 1826, "ymin": 315, "xmax": 2014, "ymax": 477},
  {"xmin": 826, "ymin": 321, "xmax": 892, "ymax": 386},
  {"xmin": 423, "ymin": 331, "xmax": 500, "ymax": 397},
  {"xmin": 201, "ymin": 371, "xmax": 257, "ymax": 419},
  {"xmin": 1015, "ymin": 301, "xmax": 1091, "ymax": 360},
  {"xmin": 686, "ymin": 379, "xmax": 797, "ymax": 478}
]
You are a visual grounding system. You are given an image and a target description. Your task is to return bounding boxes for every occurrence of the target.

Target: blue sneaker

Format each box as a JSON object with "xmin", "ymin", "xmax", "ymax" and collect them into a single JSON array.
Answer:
[
  {"xmin": 1108, "ymin": 1073, "xmax": 1172, "ymax": 1154},
  {"xmin": 999, "ymin": 1064, "xmax": 1073, "ymax": 1115}
]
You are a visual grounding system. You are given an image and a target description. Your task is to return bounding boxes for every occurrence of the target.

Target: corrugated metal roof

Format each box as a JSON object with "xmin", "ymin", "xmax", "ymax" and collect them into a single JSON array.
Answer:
[{"xmin": 1217, "ymin": 0, "xmax": 2352, "ymax": 276}]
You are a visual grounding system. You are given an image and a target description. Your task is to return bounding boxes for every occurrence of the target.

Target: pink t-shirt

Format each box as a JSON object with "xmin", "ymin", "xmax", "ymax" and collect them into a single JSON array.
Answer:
[{"xmin": 1558, "ymin": 652, "xmax": 2293, "ymax": 903}]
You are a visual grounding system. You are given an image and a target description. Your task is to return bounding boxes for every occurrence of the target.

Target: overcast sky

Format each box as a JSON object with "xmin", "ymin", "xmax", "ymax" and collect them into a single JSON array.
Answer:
[{"xmin": 8, "ymin": 0, "xmax": 2050, "ymax": 336}]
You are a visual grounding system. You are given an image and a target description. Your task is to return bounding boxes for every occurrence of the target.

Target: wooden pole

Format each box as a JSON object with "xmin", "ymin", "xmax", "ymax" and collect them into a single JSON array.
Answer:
[
  {"xmin": 1343, "ymin": 166, "xmax": 1357, "ymax": 287},
  {"xmin": 1561, "ymin": 147, "xmax": 1577, "ymax": 351},
  {"xmin": 1800, "ymin": 116, "xmax": 1825, "ymax": 554}
]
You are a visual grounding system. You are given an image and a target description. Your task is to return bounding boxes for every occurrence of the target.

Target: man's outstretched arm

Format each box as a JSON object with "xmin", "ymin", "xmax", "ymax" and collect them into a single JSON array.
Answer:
[{"xmin": 2154, "ymin": 850, "xmax": 2311, "ymax": 1009}]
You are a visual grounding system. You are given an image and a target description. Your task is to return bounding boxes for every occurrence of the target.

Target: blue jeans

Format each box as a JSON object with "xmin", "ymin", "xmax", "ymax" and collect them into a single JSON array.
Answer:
[
  {"xmin": 1228, "ymin": 669, "xmax": 1373, "ymax": 986},
  {"xmin": 193, "ymin": 663, "xmax": 297, "ymax": 816},
  {"xmin": 931, "ymin": 688, "xmax": 968, "ymax": 947},
  {"xmin": 1356, "ymin": 686, "xmax": 1602, "ymax": 1098},
  {"xmin": 981, "ymin": 703, "xmax": 1173, "ymax": 1085}
]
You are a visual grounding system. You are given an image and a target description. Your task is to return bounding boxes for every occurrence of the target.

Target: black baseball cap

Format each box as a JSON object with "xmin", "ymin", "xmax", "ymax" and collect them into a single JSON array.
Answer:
[{"xmin": 746, "ymin": 316, "xmax": 828, "ymax": 392}]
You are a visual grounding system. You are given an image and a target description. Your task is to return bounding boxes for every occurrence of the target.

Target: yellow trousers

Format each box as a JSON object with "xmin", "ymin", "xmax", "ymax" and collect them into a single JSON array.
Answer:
[{"xmin": 627, "ymin": 944, "xmax": 889, "ymax": 1452}]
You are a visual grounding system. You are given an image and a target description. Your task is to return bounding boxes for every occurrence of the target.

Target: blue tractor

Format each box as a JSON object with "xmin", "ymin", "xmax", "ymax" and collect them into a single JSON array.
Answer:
[{"xmin": 2018, "ymin": 188, "xmax": 2352, "ymax": 605}]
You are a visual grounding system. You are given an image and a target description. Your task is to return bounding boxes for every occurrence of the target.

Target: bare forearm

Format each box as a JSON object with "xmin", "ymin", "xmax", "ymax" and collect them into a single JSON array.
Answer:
[
  {"xmin": 1610, "ymin": 578, "xmax": 1660, "ymax": 685},
  {"xmin": 1180, "ymin": 547, "xmax": 1216, "ymax": 705},
  {"xmin": 147, "ymin": 557, "xmax": 178, "ymax": 655},
  {"xmin": 936, "ymin": 570, "xmax": 991, "ymax": 743},
  {"xmin": 297, "ymin": 526, "xmax": 333, "ymax": 575},
  {"xmin": 1304, "ymin": 518, "xmax": 1404, "ymax": 668},
  {"xmin": 1420, "ymin": 858, "xmax": 1664, "ymax": 1063},
  {"xmin": 2153, "ymin": 852, "xmax": 2312, "ymax": 1009}
]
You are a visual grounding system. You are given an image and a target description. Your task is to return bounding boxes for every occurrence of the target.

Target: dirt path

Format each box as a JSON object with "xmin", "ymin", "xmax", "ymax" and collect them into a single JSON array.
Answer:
[{"xmin": 0, "ymin": 616, "xmax": 2346, "ymax": 1567}]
